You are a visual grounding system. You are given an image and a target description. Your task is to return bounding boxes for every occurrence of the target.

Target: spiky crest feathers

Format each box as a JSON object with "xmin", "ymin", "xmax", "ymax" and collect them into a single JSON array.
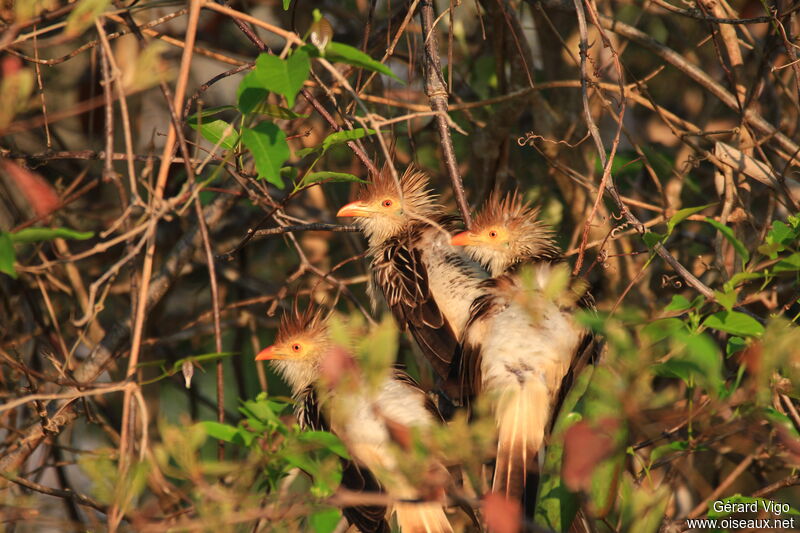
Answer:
[
  {"xmin": 467, "ymin": 191, "xmax": 560, "ymax": 275},
  {"xmin": 275, "ymin": 301, "xmax": 329, "ymax": 349},
  {"xmin": 356, "ymin": 164, "xmax": 439, "ymax": 217}
]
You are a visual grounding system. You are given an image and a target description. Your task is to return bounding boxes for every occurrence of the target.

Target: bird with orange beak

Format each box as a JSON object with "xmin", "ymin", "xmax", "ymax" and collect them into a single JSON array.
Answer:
[
  {"xmin": 337, "ymin": 165, "xmax": 488, "ymax": 406},
  {"xmin": 256, "ymin": 305, "xmax": 454, "ymax": 533},
  {"xmin": 450, "ymin": 192, "xmax": 591, "ymax": 506},
  {"xmin": 450, "ymin": 191, "xmax": 560, "ymax": 277}
]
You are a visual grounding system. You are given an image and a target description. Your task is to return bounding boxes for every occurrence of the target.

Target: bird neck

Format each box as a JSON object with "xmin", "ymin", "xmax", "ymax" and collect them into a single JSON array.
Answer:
[
  {"xmin": 271, "ymin": 358, "xmax": 320, "ymax": 396},
  {"xmin": 359, "ymin": 216, "xmax": 408, "ymax": 247},
  {"xmin": 465, "ymin": 245, "xmax": 515, "ymax": 277}
]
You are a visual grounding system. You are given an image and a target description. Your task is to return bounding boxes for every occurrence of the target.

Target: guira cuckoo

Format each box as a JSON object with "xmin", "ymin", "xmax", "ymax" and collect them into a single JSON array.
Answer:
[
  {"xmin": 337, "ymin": 166, "xmax": 487, "ymax": 405},
  {"xmin": 451, "ymin": 192, "xmax": 590, "ymax": 503},
  {"xmin": 256, "ymin": 306, "xmax": 454, "ymax": 533}
]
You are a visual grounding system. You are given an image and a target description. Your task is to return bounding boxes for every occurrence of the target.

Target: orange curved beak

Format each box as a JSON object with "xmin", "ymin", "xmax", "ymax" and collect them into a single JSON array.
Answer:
[
  {"xmin": 255, "ymin": 345, "xmax": 280, "ymax": 361},
  {"xmin": 451, "ymin": 231, "xmax": 476, "ymax": 246},
  {"xmin": 336, "ymin": 201, "xmax": 372, "ymax": 218}
]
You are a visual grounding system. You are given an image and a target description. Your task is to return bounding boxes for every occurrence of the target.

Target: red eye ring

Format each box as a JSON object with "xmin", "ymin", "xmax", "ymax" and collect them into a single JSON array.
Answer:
[
  {"xmin": 488, "ymin": 230, "xmax": 498, "ymax": 238},
  {"xmin": 381, "ymin": 199, "xmax": 393, "ymax": 208},
  {"xmin": 291, "ymin": 343, "xmax": 301, "ymax": 352}
]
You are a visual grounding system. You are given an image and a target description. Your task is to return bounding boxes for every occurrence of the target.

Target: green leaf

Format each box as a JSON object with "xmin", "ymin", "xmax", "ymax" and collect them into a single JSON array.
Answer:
[
  {"xmin": 723, "ymin": 272, "xmax": 763, "ymax": 292},
  {"xmin": 666, "ymin": 203, "xmax": 713, "ymax": 236},
  {"xmin": 665, "ymin": 294, "xmax": 692, "ymax": 312},
  {"xmin": 297, "ymin": 128, "xmax": 377, "ymax": 159},
  {"xmin": 357, "ymin": 315, "xmax": 398, "ymax": 388},
  {"xmin": 250, "ymin": 49, "xmax": 310, "ymax": 109},
  {"xmin": 641, "ymin": 318, "xmax": 685, "ymax": 343},
  {"xmin": 283, "ymin": 0, "xmax": 292, "ymax": 9},
  {"xmin": 726, "ymin": 336, "xmax": 747, "ymax": 357},
  {"xmin": 240, "ymin": 397, "xmax": 289, "ymax": 427},
  {"xmin": 763, "ymin": 407, "xmax": 800, "ymax": 439},
  {"xmin": 313, "ymin": 42, "xmax": 400, "ymax": 81},
  {"xmin": 283, "ymin": 452, "xmax": 320, "ymax": 476},
  {"xmin": 322, "ymin": 128, "xmax": 376, "ymax": 151},
  {"xmin": 0, "ymin": 233, "xmax": 16, "ymax": 279},
  {"xmin": 680, "ymin": 332, "xmax": 723, "ymax": 392},
  {"xmin": 185, "ymin": 105, "xmax": 236, "ymax": 122},
  {"xmin": 642, "ymin": 231, "xmax": 665, "ymax": 248},
  {"xmin": 704, "ymin": 310, "xmax": 764, "ymax": 337},
  {"xmin": 297, "ymin": 431, "xmax": 350, "ymax": 459},
  {"xmin": 618, "ymin": 474, "xmax": 670, "ymax": 533},
  {"xmin": 650, "ymin": 440, "xmax": 690, "ymax": 463},
  {"xmin": 237, "ymin": 72, "xmax": 268, "ymax": 115},
  {"xmin": 705, "ymin": 217, "xmax": 749, "ymax": 264},
  {"xmin": 713, "ymin": 289, "xmax": 736, "ymax": 311},
  {"xmin": 242, "ymin": 122, "xmax": 290, "ymax": 187},
  {"xmin": 187, "ymin": 118, "xmax": 239, "ymax": 151},
  {"xmin": 653, "ymin": 331, "xmax": 723, "ymax": 394},
  {"xmin": 11, "ymin": 227, "xmax": 94, "ymax": 243},
  {"xmin": 768, "ymin": 220, "xmax": 795, "ymax": 243},
  {"xmin": 758, "ymin": 220, "xmax": 797, "ymax": 259},
  {"xmin": 774, "ymin": 252, "xmax": 800, "ymax": 272},
  {"xmin": 199, "ymin": 421, "xmax": 239, "ymax": 443},
  {"xmin": 295, "ymin": 146, "xmax": 318, "ymax": 158},
  {"xmin": 308, "ymin": 508, "xmax": 341, "ymax": 533},
  {"xmin": 652, "ymin": 360, "xmax": 699, "ymax": 385},
  {"xmin": 298, "ymin": 171, "xmax": 366, "ymax": 188}
]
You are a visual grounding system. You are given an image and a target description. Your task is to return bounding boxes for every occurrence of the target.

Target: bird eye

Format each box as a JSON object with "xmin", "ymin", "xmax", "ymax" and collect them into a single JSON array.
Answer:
[
  {"xmin": 381, "ymin": 199, "xmax": 393, "ymax": 208},
  {"xmin": 291, "ymin": 343, "xmax": 302, "ymax": 352},
  {"xmin": 488, "ymin": 230, "xmax": 498, "ymax": 238}
]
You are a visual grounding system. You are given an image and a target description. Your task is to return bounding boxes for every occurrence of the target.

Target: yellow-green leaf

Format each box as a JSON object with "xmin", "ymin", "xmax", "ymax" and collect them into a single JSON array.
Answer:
[{"xmin": 65, "ymin": 0, "xmax": 111, "ymax": 38}]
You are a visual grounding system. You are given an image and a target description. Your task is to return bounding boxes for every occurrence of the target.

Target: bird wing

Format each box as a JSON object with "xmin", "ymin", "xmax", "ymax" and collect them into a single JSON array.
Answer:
[
  {"xmin": 372, "ymin": 235, "xmax": 460, "ymax": 382},
  {"xmin": 340, "ymin": 461, "xmax": 392, "ymax": 533},
  {"xmin": 458, "ymin": 281, "xmax": 504, "ymax": 401},
  {"xmin": 391, "ymin": 367, "xmax": 444, "ymax": 422},
  {"xmin": 297, "ymin": 387, "xmax": 390, "ymax": 533}
]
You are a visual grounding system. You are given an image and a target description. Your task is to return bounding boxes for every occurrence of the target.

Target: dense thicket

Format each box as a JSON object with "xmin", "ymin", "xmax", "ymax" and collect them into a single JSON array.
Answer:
[{"xmin": 1, "ymin": 0, "xmax": 799, "ymax": 531}]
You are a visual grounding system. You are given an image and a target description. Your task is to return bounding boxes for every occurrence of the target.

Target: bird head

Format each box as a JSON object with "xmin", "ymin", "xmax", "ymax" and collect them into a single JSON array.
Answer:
[
  {"xmin": 451, "ymin": 191, "xmax": 559, "ymax": 276},
  {"xmin": 336, "ymin": 165, "xmax": 438, "ymax": 244},
  {"xmin": 255, "ymin": 304, "xmax": 331, "ymax": 392}
]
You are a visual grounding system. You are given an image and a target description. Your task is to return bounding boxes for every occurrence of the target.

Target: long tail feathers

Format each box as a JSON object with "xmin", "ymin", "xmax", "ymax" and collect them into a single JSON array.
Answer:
[
  {"xmin": 394, "ymin": 502, "xmax": 453, "ymax": 533},
  {"xmin": 492, "ymin": 380, "xmax": 549, "ymax": 501}
]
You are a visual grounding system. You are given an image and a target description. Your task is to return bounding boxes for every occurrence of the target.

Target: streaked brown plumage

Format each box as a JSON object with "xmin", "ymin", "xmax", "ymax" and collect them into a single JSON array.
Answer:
[
  {"xmin": 337, "ymin": 166, "xmax": 488, "ymax": 404},
  {"xmin": 452, "ymin": 192, "xmax": 590, "ymax": 503},
  {"xmin": 256, "ymin": 306, "xmax": 454, "ymax": 533}
]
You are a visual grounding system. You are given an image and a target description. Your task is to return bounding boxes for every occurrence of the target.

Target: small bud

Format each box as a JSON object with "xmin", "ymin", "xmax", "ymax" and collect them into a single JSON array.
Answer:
[
  {"xmin": 309, "ymin": 15, "xmax": 333, "ymax": 52},
  {"xmin": 182, "ymin": 360, "xmax": 194, "ymax": 388}
]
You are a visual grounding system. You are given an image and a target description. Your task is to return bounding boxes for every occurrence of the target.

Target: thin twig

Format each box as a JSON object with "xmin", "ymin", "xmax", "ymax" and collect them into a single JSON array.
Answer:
[{"xmin": 419, "ymin": 0, "xmax": 472, "ymax": 227}]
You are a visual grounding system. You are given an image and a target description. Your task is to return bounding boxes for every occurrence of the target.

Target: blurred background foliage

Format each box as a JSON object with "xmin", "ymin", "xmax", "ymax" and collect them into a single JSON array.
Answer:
[{"xmin": 1, "ymin": 0, "xmax": 799, "ymax": 531}]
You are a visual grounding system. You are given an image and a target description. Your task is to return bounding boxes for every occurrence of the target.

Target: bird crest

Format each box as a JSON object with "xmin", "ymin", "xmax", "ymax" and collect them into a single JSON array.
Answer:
[
  {"xmin": 276, "ymin": 300, "xmax": 330, "ymax": 349},
  {"xmin": 357, "ymin": 164, "xmax": 439, "ymax": 218},
  {"xmin": 462, "ymin": 191, "xmax": 560, "ymax": 275}
]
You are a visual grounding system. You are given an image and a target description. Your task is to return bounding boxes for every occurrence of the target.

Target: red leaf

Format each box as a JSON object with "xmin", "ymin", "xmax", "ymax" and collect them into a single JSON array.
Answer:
[
  {"xmin": 384, "ymin": 417, "xmax": 412, "ymax": 451},
  {"xmin": 2, "ymin": 56, "xmax": 22, "ymax": 77},
  {"xmin": 2, "ymin": 160, "xmax": 60, "ymax": 218},
  {"xmin": 319, "ymin": 345, "xmax": 359, "ymax": 389},
  {"xmin": 562, "ymin": 418, "xmax": 618, "ymax": 492},
  {"xmin": 482, "ymin": 493, "xmax": 521, "ymax": 533},
  {"xmin": 738, "ymin": 341, "xmax": 762, "ymax": 377}
]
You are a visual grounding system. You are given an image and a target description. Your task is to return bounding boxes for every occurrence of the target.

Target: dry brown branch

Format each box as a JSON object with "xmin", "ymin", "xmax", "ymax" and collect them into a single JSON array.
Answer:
[{"xmin": 419, "ymin": 0, "xmax": 472, "ymax": 227}]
